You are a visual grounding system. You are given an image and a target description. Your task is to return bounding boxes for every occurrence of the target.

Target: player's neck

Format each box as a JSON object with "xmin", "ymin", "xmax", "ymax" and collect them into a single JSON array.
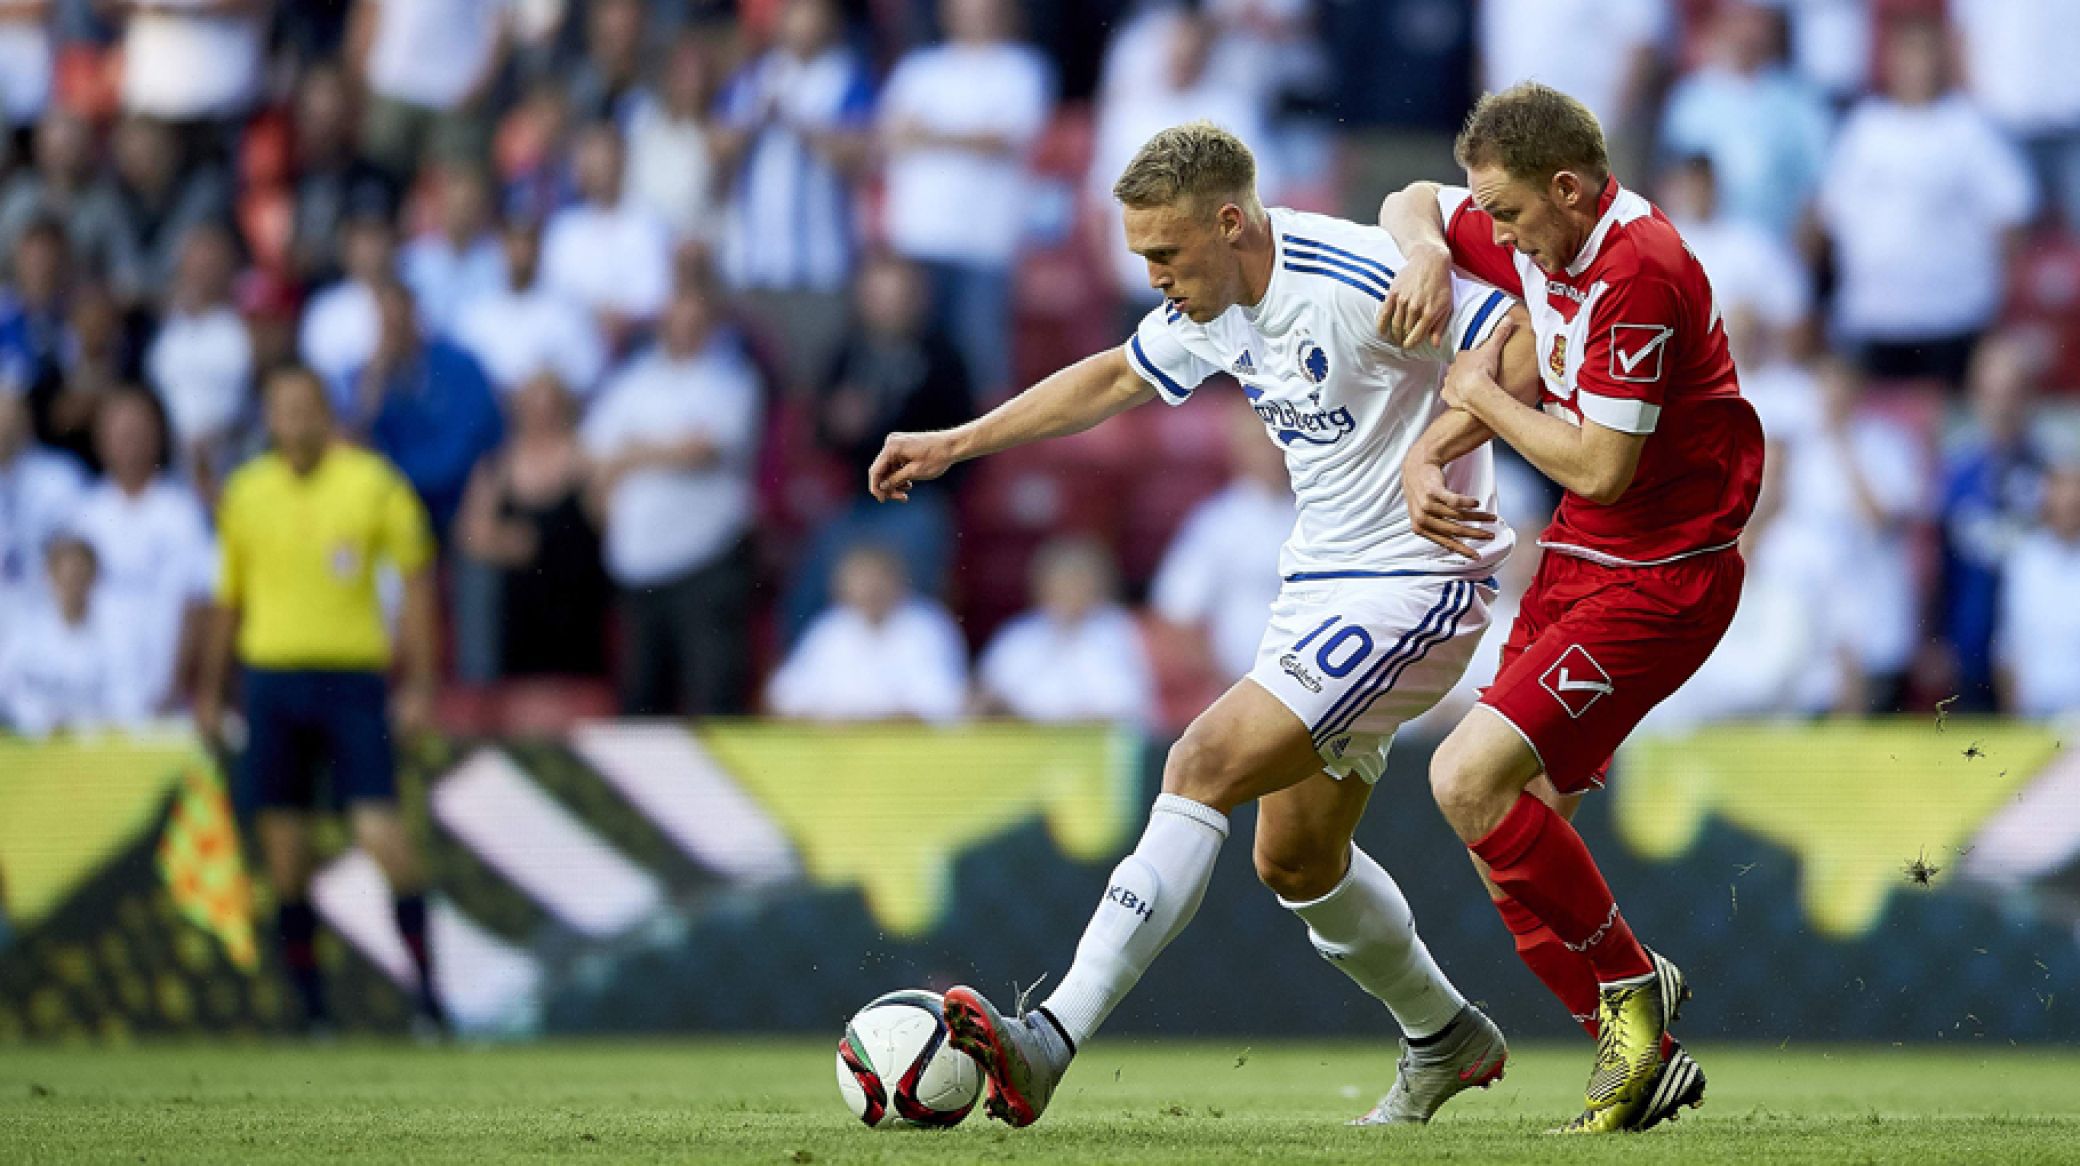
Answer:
[{"xmin": 1236, "ymin": 213, "xmax": 1277, "ymax": 310}]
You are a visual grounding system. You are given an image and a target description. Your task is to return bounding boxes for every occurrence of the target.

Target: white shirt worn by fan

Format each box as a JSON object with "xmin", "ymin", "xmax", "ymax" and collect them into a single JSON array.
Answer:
[
  {"xmin": 977, "ymin": 605, "xmax": 1153, "ymax": 727},
  {"xmin": 0, "ymin": 604, "xmax": 150, "ymax": 737},
  {"xmin": 363, "ymin": 0, "xmax": 507, "ymax": 111},
  {"xmin": 878, "ymin": 40, "xmax": 1053, "ymax": 267},
  {"xmin": 67, "ymin": 477, "xmax": 216, "ymax": 712},
  {"xmin": 766, "ymin": 599, "xmax": 969, "ymax": 724},
  {"xmin": 120, "ymin": 0, "xmax": 265, "ymax": 119}
]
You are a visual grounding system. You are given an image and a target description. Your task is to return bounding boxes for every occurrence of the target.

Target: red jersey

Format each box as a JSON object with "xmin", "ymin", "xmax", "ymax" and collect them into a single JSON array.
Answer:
[{"xmin": 1439, "ymin": 179, "xmax": 1764, "ymax": 566}]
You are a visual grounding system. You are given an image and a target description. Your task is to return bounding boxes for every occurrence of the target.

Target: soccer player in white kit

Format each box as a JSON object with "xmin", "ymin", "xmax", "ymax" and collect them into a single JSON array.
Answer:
[{"xmin": 869, "ymin": 122, "xmax": 1538, "ymax": 1128}]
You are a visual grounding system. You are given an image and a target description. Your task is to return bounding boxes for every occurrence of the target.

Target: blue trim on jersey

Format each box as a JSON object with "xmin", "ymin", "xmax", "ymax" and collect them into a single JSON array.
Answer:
[
  {"xmin": 1164, "ymin": 303, "xmax": 1182, "ymax": 323},
  {"xmin": 1314, "ymin": 581, "xmax": 1476, "ymax": 747},
  {"xmin": 1308, "ymin": 581, "xmax": 1461, "ymax": 745},
  {"xmin": 1463, "ymin": 291, "xmax": 1507, "ymax": 350},
  {"xmin": 1129, "ymin": 335, "xmax": 1189, "ymax": 401},
  {"xmin": 1285, "ymin": 569, "xmax": 1499, "ymax": 586},
  {"xmin": 1282, "ymin": 234, "xmax": 1398, "ymax": 283},
  {"xmin": 1280, "ymin": 246, "xmax": 1392, "ymax": 298},
  {"xmin": 1282, "ymin": 262, "xmax": 1387, "ymax": 302}
]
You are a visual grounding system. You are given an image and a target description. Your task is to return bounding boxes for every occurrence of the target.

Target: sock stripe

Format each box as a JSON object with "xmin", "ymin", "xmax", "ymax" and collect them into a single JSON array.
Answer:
[
  {"xmin": 1151, "ymin": 792, "xmax": 1229, "ymax": 838},
  {"xmin": 1034, "ymin": 1005, "xmax": 1077, "ymax": 1056}
]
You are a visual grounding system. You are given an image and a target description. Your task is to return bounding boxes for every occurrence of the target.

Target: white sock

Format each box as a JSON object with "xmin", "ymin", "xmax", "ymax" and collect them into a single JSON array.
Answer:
[
  {"xmin": 1280, "ymin": 844, "xmax": 1466, "ymax": 1039},
  {"xmin": 1038, "ymin": 793, "xmax": 1229, "ymax": 1049}
]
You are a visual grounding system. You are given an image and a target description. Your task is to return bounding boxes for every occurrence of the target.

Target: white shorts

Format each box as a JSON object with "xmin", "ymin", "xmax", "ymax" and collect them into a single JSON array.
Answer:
[{"xmin": 1247, "ymin": 573, "xmax": 1495, "ymax": 784}]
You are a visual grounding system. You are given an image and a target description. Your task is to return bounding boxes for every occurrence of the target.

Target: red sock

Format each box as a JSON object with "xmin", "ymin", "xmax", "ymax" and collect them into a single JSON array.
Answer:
[
  {"xmin": 1492, "ymin": 895, "xmax": 1681, "ymax": 1057},
  {"xmin": 1494, "ymin": 896, "xmax": 1599, "ymax": 1036},
  {"xmin": 1470, "ymin": 794, "xmax": 1651, "ymax": 983}
]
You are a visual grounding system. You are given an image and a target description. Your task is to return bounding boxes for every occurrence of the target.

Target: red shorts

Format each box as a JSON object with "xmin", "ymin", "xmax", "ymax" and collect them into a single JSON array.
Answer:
[{"xmin": 1480, "ymin": 547, "xmax": 1744, "ymax": 793}]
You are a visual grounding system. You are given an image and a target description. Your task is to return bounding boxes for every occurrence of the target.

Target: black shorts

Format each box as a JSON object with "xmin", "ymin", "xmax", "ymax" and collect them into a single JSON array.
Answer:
[{"xmin": 241, "ymin": 668, "xmax": 395, "ymax": 812}]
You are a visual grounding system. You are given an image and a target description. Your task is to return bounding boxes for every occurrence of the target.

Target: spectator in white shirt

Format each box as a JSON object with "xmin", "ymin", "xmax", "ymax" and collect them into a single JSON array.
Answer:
[
  {"xmin": 400, "ymin": 166, "xmax": 506, "ymax": 336},
  {"xmin": 350, "ymin": 0, "xmax": 508, "ymax": 178},
  {"xmin": 1479, "ymin": 0, "xmax": 1667, "ymax": 148},
  {"xmin": 766, "ymin": 542, "xmax": 967, "ymax": 724},
  {"xmin": 1819, "ymin": 15, "xmax": 2035, "ymax": 387},
  {"xmin": 1753, "ymin": 360, "xmax": 1929, "ymax": 713},
  {"xmin": 298, "ymin": 209, "xmax": 395, "ymax": 399},
  {"xmin": 0, "ymin": 387, "xmax": 83, "ymax": 644},
  {"xmin": 0, "ymin": 1, "xmax": 51, "ymax": 134},
  {"xmin": 119, "ymin": 0, "xmax": 270, "ymax": 123},
  {"xmin": 1997, "ymin": 464, "xmax": 2080, "ymax": 718},
  {"xmin": 541, "ymin": 123, "xmax": 673, "ymax": 359},
  {"xmin": 146, "ymin": 222, "xmax": 251, "ymax": 480},
  {"xmin": 1091, "ymin": 6, "xmax": 1275, "ymax": 313},
  {"xmin": 624, "ymin": 33, "xmax": 722, "ymax": 247},
  {"xmin": 1150, "ymin": 400, "xmax": 1294, "ymax": 683},
  {"xmin": 976, "ymin": 537, "xmax": 1152, "ymax": 727},
  {"xmin": 454, "ymin": 218, "xmax": 607, "ymax": 399},
  {"xmin": 0, "ymin": 534, "xmax": 148, "ymax": 737},
  {"xmin": 68, "ymin": 391, "xmax": 216, "ymax": 714},
  {"xmin": 582, "ymin": 282, "xmax": 761, "ymax": 716},
  {"xmin": 713, "ymin": 0, "xmax": 874, "ymax": 390},
  {"xmin": 879, "ymin": 0, "xmax": 1053, "ymax": 396},
  {"xmin": 1659, "ymin": 2, "xmax": 1832, "ymax": 242},
  {"xmin": 1954, "ymin": 0, "xmax": 2080, "ymax": 230}
]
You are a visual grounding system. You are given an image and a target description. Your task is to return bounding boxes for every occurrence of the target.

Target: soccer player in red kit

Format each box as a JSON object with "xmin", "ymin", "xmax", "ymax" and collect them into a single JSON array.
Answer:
[{"xmin": 1375, "ymin": 83, "xmax": 1764, "ymax": 1133}]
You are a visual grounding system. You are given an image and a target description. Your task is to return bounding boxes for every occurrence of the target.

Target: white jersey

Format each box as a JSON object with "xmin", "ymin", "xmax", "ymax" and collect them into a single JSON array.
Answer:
[{"xmin": 1125, "ymin": 208, "xmax": 1516, "ymax": 583}]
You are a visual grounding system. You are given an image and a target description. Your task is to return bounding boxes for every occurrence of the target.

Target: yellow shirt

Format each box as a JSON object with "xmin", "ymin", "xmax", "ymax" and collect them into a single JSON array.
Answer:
[{"xmin": 216, "ymin": 445, "xmax": 433, "ymax": 669}]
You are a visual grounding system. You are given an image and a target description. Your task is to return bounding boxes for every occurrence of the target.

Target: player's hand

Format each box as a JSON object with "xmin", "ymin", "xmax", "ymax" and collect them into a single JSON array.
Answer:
[
  {"xmin": 192, "ymin": 691, "xmax": 225, "ymax": 750},
  {"xmin": 1403, "ymin": 458, "xmax": 1497, "ymax": 559},
  {"xmin": 1379, "ymin": 242, "xmax": 1455, "ymax": 349},
  {"xmin": 1441, "ymin": 314, "xmax": 1516, "ymax": 412},
  {"xmin": 868, "ymin": 431, "xmax": 959, "ymax": 503},
  {"xmin": 391, "ymin": 680, "xmax": 435, "ymax": 739}
]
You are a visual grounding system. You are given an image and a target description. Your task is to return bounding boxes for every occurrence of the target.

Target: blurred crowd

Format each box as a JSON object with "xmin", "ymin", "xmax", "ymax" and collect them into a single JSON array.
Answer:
[{"xmin": 3, "ymin": 0, "xmax": 2080, "ymax": 741}]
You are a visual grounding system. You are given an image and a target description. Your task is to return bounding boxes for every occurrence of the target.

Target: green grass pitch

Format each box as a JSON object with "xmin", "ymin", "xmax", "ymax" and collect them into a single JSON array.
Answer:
[{"xmin": 3, "ymin": 1040, "xmax": 2079, "ymax": 1164}]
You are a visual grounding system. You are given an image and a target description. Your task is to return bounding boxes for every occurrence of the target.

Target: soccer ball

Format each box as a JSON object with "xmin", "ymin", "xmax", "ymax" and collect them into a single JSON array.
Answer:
[{"xmin": 835, "ymin": 989, "xmax": 982, "ymax": 1128}]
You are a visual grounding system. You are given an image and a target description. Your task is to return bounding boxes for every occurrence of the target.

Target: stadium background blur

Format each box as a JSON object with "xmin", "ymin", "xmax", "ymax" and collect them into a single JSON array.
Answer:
[{"xmin": 3, "ymin": 0, "xmax": 2080, "ymax": 1057}]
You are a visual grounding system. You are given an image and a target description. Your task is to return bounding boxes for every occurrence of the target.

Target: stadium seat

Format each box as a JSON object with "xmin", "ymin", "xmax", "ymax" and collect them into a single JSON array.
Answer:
[
  {"xmin": 2005, "ymin": 228, "xmax": 2080, "ymax": 394},
  {"xmin": 51, "ymin": 45, "xmax": 121, "ymax": 121},
  {"xmin": 1135, "ymin": 611, "xmax": 1223, "ymax": 736},
  {"xmin": 496, "ymin": 678, "xmax": 619, "ymax": 736}
]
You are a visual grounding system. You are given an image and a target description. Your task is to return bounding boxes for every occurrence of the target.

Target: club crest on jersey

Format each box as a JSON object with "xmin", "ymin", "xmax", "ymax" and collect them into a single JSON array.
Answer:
[
  {"xmin": 1298, "ymin": 339, "xmax": 1329, "ymax": 384},
  {"xmin": 1232, "ymin": 349, "xmax": 1256, "ymax": 376},
  {"xmin": 1540, "ymin": 644, "xmax": 1614, "ymax": 719},
  {"xmin": 1547, "ymin": 334, "xmax": 1569, "ymax": 380}
]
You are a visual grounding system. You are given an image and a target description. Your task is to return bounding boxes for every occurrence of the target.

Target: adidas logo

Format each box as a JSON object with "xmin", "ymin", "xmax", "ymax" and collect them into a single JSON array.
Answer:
[{"xmin": 1232, "ymin": 350, "xmax": 1256, "ymax": 376}]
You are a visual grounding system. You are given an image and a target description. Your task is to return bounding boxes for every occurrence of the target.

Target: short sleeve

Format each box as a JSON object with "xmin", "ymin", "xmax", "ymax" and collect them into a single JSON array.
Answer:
[
  {"xmin": 1124, "ymin": 310, "xmax": 1219, "ymax": 407},
  {"xmin": 1576, "ymin": 275, "xmax": 1680, "ymax": 434},
  {"xmin": 378, "ymin": 469, "xmax": 436, "ymax": 575},
  {"xmin": 1400, "ymin": 276, "xmax": 1515, "ymax": 363},
  {"xmin": 1437, "ymin": 186, "xmax": 1525, "ymax": 296}
]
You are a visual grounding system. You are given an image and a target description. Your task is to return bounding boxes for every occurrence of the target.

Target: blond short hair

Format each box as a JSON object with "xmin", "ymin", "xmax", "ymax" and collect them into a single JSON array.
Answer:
[
  {"xmin": 1454, "ymin": 82, "xmax": 1610, "ymax": 186},
  {"xmin": 1112, "ymin": 121, "xmax": 1262, "ymax": 219}
]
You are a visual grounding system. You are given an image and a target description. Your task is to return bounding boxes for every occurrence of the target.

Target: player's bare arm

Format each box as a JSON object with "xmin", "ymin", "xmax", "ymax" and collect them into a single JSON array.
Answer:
[
  {"xmin": 1376, "ymin": 181, "xmax": 1454, "ymax": 348},
  {"xmin": 1441, "ymin": 317, "xmax": 1646, "ymax": 505},
  {"xmin": 1401, "ymin": 307, "xmax": 1541, "ymax": 557},
  {"xmin": 868, "ymin": 348, "xmax": 1154, "ymax": 503}
]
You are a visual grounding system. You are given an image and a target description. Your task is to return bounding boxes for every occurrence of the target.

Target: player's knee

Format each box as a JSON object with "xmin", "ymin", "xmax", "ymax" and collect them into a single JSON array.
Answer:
[
  {"xmin": 1428, "ymin": 732, "xmax": 1490, "ymax": 826},
  {"xmin": 1252, "ymin": 838, "xmax": 1343, "ymax": 901},
  {"xmin": 1160, "ymin": 729, "xmax": 1241, "ymax": 810}
]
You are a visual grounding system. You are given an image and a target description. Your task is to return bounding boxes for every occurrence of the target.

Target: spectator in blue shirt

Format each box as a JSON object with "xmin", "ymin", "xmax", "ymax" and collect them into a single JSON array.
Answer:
[
  {"xmin": 347, "ymin": 278, "xmax": 504, "ymax": 539},
  {"xmin": 712, "ymin": 0, "xmax": 873, "ymax": 392},
  {"xmin": 1660, "ymin": 1, "xmax": 1832, "ymax": 241},
  {"xmin": 1938, "ymin": 334, "xmax": 2047, "ymax": 711}
]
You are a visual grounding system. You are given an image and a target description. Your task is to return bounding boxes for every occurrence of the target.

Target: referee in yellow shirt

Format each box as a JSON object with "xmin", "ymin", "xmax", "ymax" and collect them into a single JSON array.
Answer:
[{"xmin": 194, "ymin": 364, "xmax": 445, "ymax": 1034}]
